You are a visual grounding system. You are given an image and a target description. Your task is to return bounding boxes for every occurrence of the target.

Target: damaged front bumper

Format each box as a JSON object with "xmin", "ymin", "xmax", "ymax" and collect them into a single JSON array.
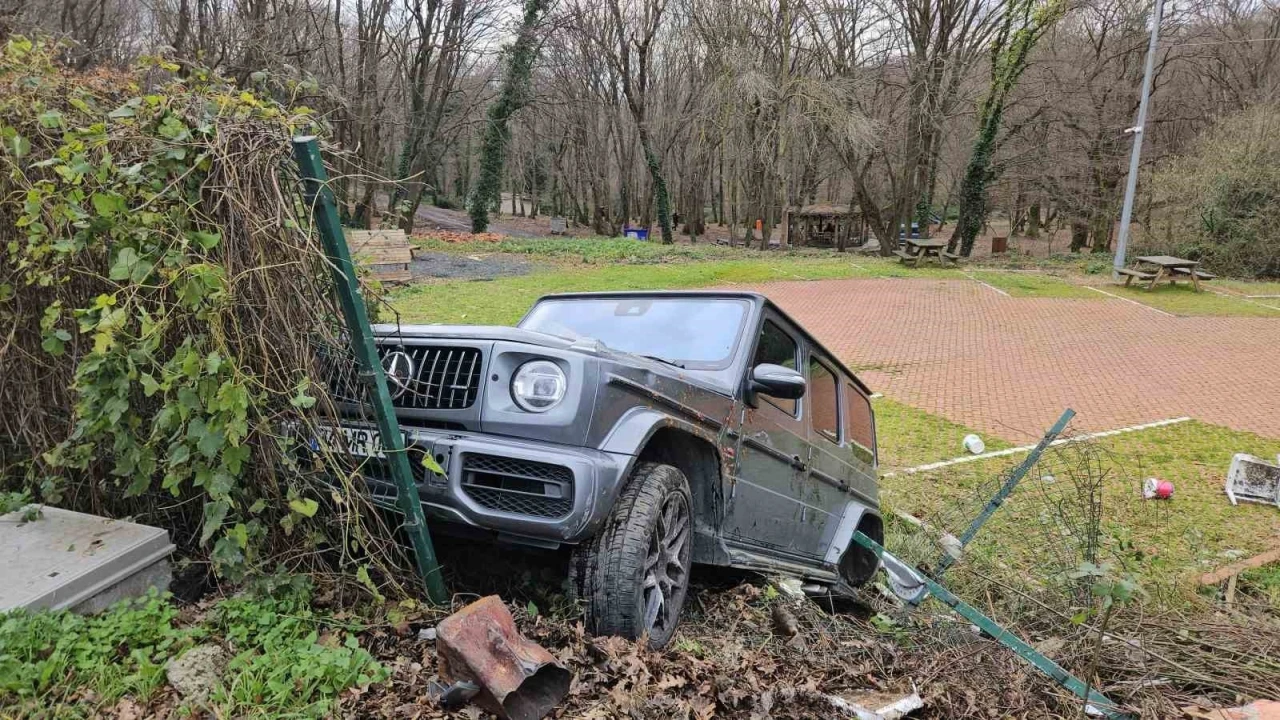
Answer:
[{"xmin": 327, "ymin": 423, "xmax": 632, "ymax": 547}]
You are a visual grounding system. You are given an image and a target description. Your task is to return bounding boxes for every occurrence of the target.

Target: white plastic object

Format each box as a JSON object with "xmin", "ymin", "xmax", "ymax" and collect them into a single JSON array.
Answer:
[
  {"xmin": 1225, "ymin": 453, "xmax": 1280, "ymax": 508},
  {"xmin": 962, "ymin": 434, "xmax": 986, "ymax": 455}
]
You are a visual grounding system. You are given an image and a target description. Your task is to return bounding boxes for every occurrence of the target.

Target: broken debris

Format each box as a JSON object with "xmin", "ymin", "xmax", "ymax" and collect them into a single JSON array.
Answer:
[
  {"xmin": 1183, "ymin": 699, "xmax": 1280, "ymax": 720},
  {"xmin": 435, "ymin": 595, "xmax": 571, "ymax": 720},
  {"xmin": 1225, "ymin": 453, "xmax": 1280, "ymax": 508},
  {"xmin": 165, "ymin": 644, "xmax": 227, "ymax": 706}
]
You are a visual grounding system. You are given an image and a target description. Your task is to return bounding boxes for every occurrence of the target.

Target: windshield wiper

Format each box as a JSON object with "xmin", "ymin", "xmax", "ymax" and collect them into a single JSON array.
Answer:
[{"xmin": 638, "ymin": 354, "xmax": 686, "ymax": 369}]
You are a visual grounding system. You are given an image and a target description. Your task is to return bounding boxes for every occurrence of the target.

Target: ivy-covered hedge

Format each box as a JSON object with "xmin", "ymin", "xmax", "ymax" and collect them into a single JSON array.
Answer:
[{"xmin": 0, "ymin": 38, "xmax": 397, "ymax": 581}]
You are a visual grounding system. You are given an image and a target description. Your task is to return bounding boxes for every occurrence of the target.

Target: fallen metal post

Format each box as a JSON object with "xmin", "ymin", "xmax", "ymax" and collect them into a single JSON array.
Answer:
[
  {"xmin": 292, "ymin": 136, "xmax": 447, "ymax": 604},
  {"xmin": 854, "ymin": 531, "xmax": 1129, "ymax": 720},
  {"xmin": 932, "ymin": 408, "xmax": 1075, "ymax": 578}
]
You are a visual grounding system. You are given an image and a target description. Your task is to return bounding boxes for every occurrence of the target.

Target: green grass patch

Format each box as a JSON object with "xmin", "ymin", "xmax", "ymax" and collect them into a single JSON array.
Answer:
[
  {"xmin": 882, "ymin": 419, "xmax": 1280, "ymax": 603},
  {"xmin": 1240, "ymin": 563, "xmax": 1280, "ymax": 608},
  {"xmin": 1094, "ymin": 282, "xmax": 1280, "ymax": 316},
  {"xmin": 969, "ymin": 270, "xmax": 1099, "ymax": 298},
  {"xmin": 1215, "ymin": 278, "xmax": 1280, "ymax": 299},
  {"xmin": 872, "ymin": 397, "xmax": 1012, "ymax": 469},
  {"xmin": 0, "ymin": 577, "xmax": 386, "ymax": 718},
  {"xmin": 412, "ymin": 236, "xmax": 771, "ymax": 264},
  {"xmin": 390, "ymin": 257, "xmax": 872, "ymax": 324}
]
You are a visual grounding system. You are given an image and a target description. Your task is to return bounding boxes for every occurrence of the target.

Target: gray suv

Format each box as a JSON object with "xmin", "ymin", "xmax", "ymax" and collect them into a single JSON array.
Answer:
[{"xmin": 326, "ymin": 291, "xmax": 882, "ymax": 647}]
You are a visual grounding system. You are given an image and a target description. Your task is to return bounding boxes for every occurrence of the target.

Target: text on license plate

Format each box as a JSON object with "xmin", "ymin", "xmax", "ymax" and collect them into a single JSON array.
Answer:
[{"xmin": 312, "ymin": 425, "xmax": 387, "ymax": 458}]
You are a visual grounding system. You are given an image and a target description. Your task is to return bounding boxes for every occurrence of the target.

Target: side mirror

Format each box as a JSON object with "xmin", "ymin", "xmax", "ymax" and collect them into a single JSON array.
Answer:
[{"xmin": 750, "ymin": 363, "xmax": 806, "ymax": 400}]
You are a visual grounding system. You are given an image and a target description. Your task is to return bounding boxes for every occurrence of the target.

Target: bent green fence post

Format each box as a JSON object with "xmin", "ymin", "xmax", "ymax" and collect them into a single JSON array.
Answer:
[
  {"xmin": 932, "ymin": 408, "xmax": 1076, "ymax": 579},
  {"xmin": 853, "ymin": 531, "xmax": 1130, "ymax": 720},
  {"xmin": 292, "ymin": 136, "xmax": 447, "ymax": 604}
]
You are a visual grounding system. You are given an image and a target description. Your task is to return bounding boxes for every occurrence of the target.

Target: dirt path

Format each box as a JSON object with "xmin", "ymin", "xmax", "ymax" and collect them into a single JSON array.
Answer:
[{"xmin": 413, "ymin": 204, "xmax": 542, "ymax": 238}]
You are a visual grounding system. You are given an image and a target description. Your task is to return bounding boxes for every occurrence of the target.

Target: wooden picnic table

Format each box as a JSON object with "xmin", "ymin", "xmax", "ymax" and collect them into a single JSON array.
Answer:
[
  {"xmin": 1117, "ymin": 255, "xmax": 1215, "ymax": 292},
  {"xmin": 894, "ymin": 238, "xmax": 957, "ymax": 266}
]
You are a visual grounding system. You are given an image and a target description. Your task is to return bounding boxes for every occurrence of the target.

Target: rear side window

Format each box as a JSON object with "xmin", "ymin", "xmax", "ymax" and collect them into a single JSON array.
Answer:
[
  {"xmin": 808, "ymin": 358, "xmax": 840, "ymax": 443},
  {"xmin": 752, "ymin": 320, "xmax": 798, "ymax": 415},
  {"xmin": 845, "ymin": 382, "xmax": 875, "ymax": 457}
]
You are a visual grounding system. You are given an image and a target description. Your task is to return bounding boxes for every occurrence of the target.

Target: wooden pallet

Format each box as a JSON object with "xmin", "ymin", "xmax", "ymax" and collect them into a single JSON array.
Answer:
[{"xmin": 347, "ymin": 229, "xmax": 413, "ymax": 283}]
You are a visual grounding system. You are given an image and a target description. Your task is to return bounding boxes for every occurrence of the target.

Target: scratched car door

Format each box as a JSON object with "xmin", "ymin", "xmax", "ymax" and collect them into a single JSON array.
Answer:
[{"xmin": 725, "ymin": 315, "xmax": 824, "ymax": 560}]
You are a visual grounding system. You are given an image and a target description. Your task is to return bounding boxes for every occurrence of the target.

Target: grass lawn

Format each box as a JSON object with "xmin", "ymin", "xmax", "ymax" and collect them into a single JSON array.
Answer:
[
  {"xmin": 390, "ymin": 257, "xmax": 882, "ymax": 324},
  {"xmin": 882, "ymin": 417, "xmax": 1280, "ymax": 603},
  {"xmin": 412, "ymin": 235, "xmax": 756, "ymax": 263},
  {"xmin": 872, "ymin": 397, "xmax": 1013, "ymax": 469},
  {"xmin": 1089, "ymin": 281, "xmax": 1280, "ymax": 316},
  {"xmin": 1216, "ymin": 278, "xmax": 1280, "ymax": 297},
  {"xmin": 968, "ymin": 270, "xmax": 1100, "ymax": 298}
]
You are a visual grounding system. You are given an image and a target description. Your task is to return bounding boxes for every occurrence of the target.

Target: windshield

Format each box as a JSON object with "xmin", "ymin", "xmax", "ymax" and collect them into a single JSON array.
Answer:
[{"xmin": 520, "ymin": 297, "xmax": 751, "ymax": 370}]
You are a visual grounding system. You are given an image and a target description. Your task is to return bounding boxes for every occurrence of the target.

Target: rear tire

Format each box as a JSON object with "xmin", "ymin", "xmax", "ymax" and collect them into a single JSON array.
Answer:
[{"xmin": 570, "ymin": 462, "xmax": 693, "ymax": 649}]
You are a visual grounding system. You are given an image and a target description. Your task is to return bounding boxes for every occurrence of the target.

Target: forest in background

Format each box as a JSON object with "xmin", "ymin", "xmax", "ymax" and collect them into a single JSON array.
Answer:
[{"xmin": 1, "ymin": 0, "xmax": 1278, "ymax": 269}]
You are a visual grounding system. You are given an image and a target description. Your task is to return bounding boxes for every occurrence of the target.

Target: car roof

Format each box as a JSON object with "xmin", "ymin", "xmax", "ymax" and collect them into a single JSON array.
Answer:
[{"xmin": 530, "ymin": 290, "xmax": 873, "ymax": 395}]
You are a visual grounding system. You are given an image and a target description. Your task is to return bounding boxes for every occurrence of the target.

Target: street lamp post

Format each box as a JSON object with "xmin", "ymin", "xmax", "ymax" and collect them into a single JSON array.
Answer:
[{"xmin": 1112, "ymin": 0, "xmax": 1165, "ymax": 277}]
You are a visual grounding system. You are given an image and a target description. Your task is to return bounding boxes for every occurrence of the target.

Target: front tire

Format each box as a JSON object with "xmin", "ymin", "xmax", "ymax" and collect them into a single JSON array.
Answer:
[{"xmin": 570, "ymin": 462, "xmax": 693, "ymax": 648}]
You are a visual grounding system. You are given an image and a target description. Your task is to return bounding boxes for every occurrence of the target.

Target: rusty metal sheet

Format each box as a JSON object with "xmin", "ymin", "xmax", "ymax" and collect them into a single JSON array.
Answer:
[{"xmin": 436, "ymin": 595, "xmax": 571, "ymax": 720}]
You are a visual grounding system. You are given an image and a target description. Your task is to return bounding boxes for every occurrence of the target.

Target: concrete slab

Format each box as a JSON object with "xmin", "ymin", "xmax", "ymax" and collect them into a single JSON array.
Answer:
[{"xmin": 0, "ymin": 506, "xmax": 174, "ymax": 613}]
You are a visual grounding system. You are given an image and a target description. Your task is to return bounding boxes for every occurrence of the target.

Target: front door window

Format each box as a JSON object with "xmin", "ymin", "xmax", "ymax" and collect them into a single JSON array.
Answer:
[{"xmin": 751, "ymin": 320, "xmax": 799, "ymax": 415}]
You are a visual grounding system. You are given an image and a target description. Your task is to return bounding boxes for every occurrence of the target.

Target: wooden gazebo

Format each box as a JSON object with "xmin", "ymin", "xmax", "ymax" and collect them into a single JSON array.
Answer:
[{"xmin": 783, "ymin": 203, "xmax": 864, "ymax": 250}]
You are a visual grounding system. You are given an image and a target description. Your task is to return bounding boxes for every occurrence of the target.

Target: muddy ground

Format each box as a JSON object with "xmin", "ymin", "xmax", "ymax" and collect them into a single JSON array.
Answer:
[{"xmin": 408, "ymin": 250, "xmax": 532, "ymax": 281}]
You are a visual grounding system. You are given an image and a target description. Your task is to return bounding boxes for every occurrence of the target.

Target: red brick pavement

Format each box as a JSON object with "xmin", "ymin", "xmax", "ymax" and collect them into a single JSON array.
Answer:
[{"xmin": 743, "ymin": 278, "xmax": 1280, "ymax": 442}]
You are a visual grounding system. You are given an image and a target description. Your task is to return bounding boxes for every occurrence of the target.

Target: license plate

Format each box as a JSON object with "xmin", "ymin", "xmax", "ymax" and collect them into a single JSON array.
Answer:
[{"xmin": 311, "ymin": 425, "xmax": 387, "ymax": 459}]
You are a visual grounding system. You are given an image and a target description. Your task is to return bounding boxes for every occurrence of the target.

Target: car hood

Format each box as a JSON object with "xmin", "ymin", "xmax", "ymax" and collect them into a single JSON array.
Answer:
[
  {"xmin": 372, "ymin": 323, "xmax": 731, "ymax": 392},
  {"xmin": 371, "ymin": 324, "xmax": 576, "ymax": 349}
]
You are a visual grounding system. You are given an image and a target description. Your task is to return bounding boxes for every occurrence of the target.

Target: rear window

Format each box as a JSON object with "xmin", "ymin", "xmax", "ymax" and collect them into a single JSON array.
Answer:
[
  {"xmin": 845, "ymin": 382, "xmax": 875, "ymax": 457},
  {"xmin": 809, "ymin": 358, "xmax": 840, "ymax": 443}
]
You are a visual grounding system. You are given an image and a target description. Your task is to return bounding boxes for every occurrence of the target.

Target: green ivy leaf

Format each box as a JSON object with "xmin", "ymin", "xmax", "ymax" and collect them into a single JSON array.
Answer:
[
  {"xmin": 290, "ymin": 377, "xmax": 317, "ymax": 409},
  {"xmin": 223, "ymin": 444, "xmax": 250, "ymax": 474},
  {"xmin": 91, "ymin": 192, "xmax": 126, "ymax": 217},
  {"xmin": 37, "ymin": 109, "xmax": 63, "ymax": 128},
  {"xmin": 356, "ymin": 565, "xmax": 384, "ymax": 603},
  {"xmin": 196, "ymin": 426, "xmax": 225, "ymax": 459},
  {"xmin": 5, "ymin": 132, "xmax": 30, "ymax": 160},
  {"xmin": 139, "ymin": 373, "xmax": 161, "ymax": 396},
  {"xmin": 158, "ymin": 115, "xmax": 189, "ymax": 141},
  {"xmin": 289, "ymin": 498, "xmax": 319, "ymax": 518},
  {"xmin": 211, "ymin": 536, "xmax": 245, "ymax": 572},
  {"xmin": 201, "ymin": 499, "xmax": 230, "ymax": 544},
  {"xmin": 108, "ymin": 247, "xmax": 143, "ymax": 281},
  {"xmin": 107, "ymin": 101, "xmax": 138, "ymax": 118},
  {"xmin": 167, "ymin": 441, "xmax": 190, "ymax": 466},
  {"xmin": 189, "ymin": 230, "xmax": 220, "ymax": 250},
  {"xmin": 421, "ymin": 454, "xmax": 445, "ymax": 475}
]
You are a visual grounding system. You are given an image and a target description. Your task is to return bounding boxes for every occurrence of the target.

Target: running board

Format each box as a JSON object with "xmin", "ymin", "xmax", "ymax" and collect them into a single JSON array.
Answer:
[{"xmin": 722, "ymin": 542, "xmax": 841, "ymax": 585}]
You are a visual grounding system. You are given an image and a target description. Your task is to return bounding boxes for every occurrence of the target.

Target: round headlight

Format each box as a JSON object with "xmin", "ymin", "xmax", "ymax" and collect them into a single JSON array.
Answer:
[{"xmin": 510, "ymin": 360, "xmax": 567, "ymax": 412}]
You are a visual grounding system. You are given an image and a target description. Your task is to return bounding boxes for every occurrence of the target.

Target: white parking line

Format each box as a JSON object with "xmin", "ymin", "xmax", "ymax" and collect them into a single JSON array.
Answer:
[
  {"xmin": 1083, "ymin": 285, "xmax": 1176, "ymax": 317},
  {"xmin": 884, "ymin": 416, "xmax": 1193, "ymax": 475},
  {"xmin": 1210, "ymin": 290, "xmax": 1280, "ymax": 312},
  {"xmin": 965, "ymin": 272, "xmax": 1011, "ymax": 297}
]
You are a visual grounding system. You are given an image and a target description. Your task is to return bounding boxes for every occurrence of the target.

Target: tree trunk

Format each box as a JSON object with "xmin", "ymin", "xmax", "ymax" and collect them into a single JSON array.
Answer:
[
  {"xmin": 468, "ymin": 0, "xmax": 547, "ymax": 233},
  {"xmin": 1070, "ymin": 219, "xmax": 1088, "ymax": 252}
]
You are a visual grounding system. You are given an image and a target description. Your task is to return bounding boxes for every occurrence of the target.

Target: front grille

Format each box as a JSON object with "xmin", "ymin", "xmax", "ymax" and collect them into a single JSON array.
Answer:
[
  {"xmin": 320, "ymin": 343, "xmax": 483, "ymax": 411},
  {"xmin": 395, "ymin": 345, "xmax": 482, "ymax": 410},
  {"xmin": 460, "ymin": 454, "xmax": 574, "ymax": 519}
]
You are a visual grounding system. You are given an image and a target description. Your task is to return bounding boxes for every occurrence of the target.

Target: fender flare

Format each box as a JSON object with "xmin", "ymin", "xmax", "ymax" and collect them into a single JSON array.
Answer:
[
  {"xmin": 826, "ymin": 500, "xmax": 883, "ymax": 586},
  {"xmin": 599, "ymin": 406, "xmax": 724, "ymax": 461}
]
